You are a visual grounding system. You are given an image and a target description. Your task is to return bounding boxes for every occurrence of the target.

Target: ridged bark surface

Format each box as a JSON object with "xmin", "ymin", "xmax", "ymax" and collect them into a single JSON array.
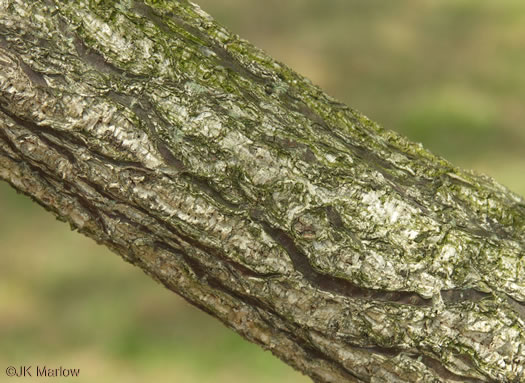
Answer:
[{"xmin": 1, "ymin": 1, "xmax": 525, "ymax": 382}]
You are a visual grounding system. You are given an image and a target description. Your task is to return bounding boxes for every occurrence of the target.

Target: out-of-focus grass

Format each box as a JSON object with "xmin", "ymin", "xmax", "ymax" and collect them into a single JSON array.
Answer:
[{"xmin": 1, "ymin": 1, "xmax": 524, "ymax": 382}]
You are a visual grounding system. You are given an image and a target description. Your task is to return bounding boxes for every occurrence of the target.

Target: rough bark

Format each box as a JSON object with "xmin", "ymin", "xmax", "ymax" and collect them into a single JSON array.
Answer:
[{"xmin": 1, "ymin": 1, "xmax": 525, "ymax": 382}]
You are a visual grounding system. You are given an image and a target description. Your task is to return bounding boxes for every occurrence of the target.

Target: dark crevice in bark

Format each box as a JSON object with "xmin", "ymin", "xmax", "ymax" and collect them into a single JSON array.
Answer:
[
  {"xmin": 0, "ymin": 34, "xmax": 9, "ymax": 50},
  {"xmin": 106, "ymin": 91, "xmax": 207, "ymax": 180},
  {"xmin": 106, "ymin": 89, "xmax": 178, "ymax": 139},
  {"xmin": 259, "ymin": 133, "xmax": 316, "ymax": 153},
  {"xmin": 0, "ymin": 121, "xmax": 19, "ymax": 155},
  {"xmin": 0, "ymin": 105, "xmax": 79, "ymax": 165},
  {"xmin": 155, "ymin": 239, "xmax": 362, "ymax": 381},
  {"xmin": 16, "ymin": 156, "xmax": 111, "ymax": 241},
  {"xmin": 341, "ymin": 339, "xmax": 404, "ymax": 359},
  {"xmin": 102, "ymin": 212, "xmax": 156, "ymax": 263},
  {"xmin": 449, "ymin": 193, "xmax": 511, "ymax": 242},
  {"xmin": 5, "ymin": 156, "xmax": 87, "ymax": 230},
  {"xmin": 297, "ymin": 338, "xmax": 366, "ymax": 382},
  {"xmin": 254, "ymin": 217, "xmax": 432, "ymax": 307},
  {"xmin": 440, "ymin": 289, "xmax": 492, "ymax": 304},
  {"xmin": 0, "ymin": 147, "xmax": 18, "ymax": 163},
  {"xmin": 158, "ymin": 241, "xmax": 286, "ymax": 329},
  {"xmin": 169, "ymin": 226, "xmax": 277, "ymax": 280},
  {"xmin": 133, "ymin": 1, "xmax": 273, "ymax": 88},
  {"xmin": 0, "ymin": 104, "xmax": 152, "ymax": 173},
  {"xmin": 78, "ymin": 176, "xmax": 123, "ymax": 205},
  {"xmin": 278, "ymin": 91, "xmax": 514, "ymax": 248},
  {"xmin": 382, "ymin": 175, "xmax": 430, "ymax": 214},
  {"xmin": 106, "ymin": 90, "xmax": 144, "ymax": 113},
  {"xmin": 279, "ymin": 93, "xmax": 435, "ymax": 219},
  {"xmin": 17, "ymin": 117, "xmax": 85, "ymax": 148},
  {"xmin": 56, "ymin": 13, "xmax": 146, "ymax": 80},
  {"xmin": 38, "ymin": 132, "xmax": 79, "ymax": 165},
  {"xmin": 325, "ymin": 205, "xmax": 363, "ymax": 247},
  {"xmin": 18, "ymin": 59, "xmax": 48, "ymax": 87},
  {"xmin": 73, "ymin": 192, "xmax": 109, "ymax": 234},
  {"xmin": 1, "ymin": 168, "xmax": 63, "ymax": 221},
  {"xmin": 505, "ymin": 295, "xmax": 525, "ymax": 322},
  {"xmin": 326, "ymin": 205, "xmax": 344, "ymax": 229},
  {"xmin": 206, "ymin": 276, "xmax": 275, "ymax": 318},
  {"xmin": 156, "ymin": 141, "xmax": 186, "ymax": 171},
  {"xmin": 73, "ymin": 34, "xmax": 125, "ymax": 76},
  {"xmin": 204, "ymin": 271, "xmax": 365, "ymax": 382},
  {"xmin": 153, "ymin": 240, "xmax": 190, "ymax": 264},
  {"xmin": 416, "ymin": 355, "xmax": 490, "ymax": 383},
  {"xmin": 182, "ymin": 172, "xmax": 242, "ymax": 211},
  {"xmin": 122, "ymin": 200, "xmax": 277, "ymax": 280},
  {"xmin": 147, "ymin": 248, "xmax": 219, "ymax": 319},
  {"xmin": 78, "ymin": 174, "xmax": 274, "ymax": 281}
]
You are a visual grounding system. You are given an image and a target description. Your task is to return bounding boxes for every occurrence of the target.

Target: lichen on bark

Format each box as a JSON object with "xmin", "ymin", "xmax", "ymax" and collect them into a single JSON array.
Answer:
[{"xmin": 1, "ymin": 0, "xmax": 525, "ymax": 382}]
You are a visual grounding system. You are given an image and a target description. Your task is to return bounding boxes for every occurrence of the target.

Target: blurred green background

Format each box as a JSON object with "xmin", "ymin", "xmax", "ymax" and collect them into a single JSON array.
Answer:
[{"xmin": 1, "ymin": 1, "xmax": 524, "ymax": 382}]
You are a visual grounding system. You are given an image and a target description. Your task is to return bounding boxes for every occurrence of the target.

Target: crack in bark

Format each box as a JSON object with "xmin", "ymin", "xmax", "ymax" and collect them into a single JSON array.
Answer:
[
  {"xmin": 18, "ymin": 59, "xmax": 48, "ymax": 87},
  {"xmin": 106, "ymin": 196, "xmax": 276, "ymax": 280},
  {"xmin": 260, "ymin": 133, "xmax": 319, "ymax": 165},
  {"xmin": 0, "ymin": 106, "xmax": 275, "ymax": 284},
  {"xmin": 0, "ymin": 105, "xmax": 80, "ymax": 162},
  {"xmin": 156, "ymin": 141, "xmax": 186, "ymax": 171},
  {"xmin": 415, "ymin": 354, "xmax": 491, "ymax": 383},
  {"xmin": 254, "ymin": 216, "xmax": 432, "ymax": 307},
  {"xmin": 275, "ymin": 93, "xmax": 514, "ymax": 247},
  {"xmin": 133, "ymin": 1, "xmax": 273, "ymax": 87},
  {"xmin": 440, "ymin": 289, "xmax": 491, "ymax": 304},
  {"xmin": 80, "ymin": 173, "xmax": 275, "ymax": 282},
  {"xmin": 0, "ymin": 120, "xmax": 19, "ymax": 155},
  {"xmin": 14, "ymin": 154, "xmax": 111, "ymax": 240},
  {"xmin": 203, "ymin": 270, "xmax": 365, "ymax": 382},
  {"xmin": 73, "ymin": 33, "xmax": 125, "ymax": 76},
  {"xmin": 156, "ymin": 240, "xmax": 286, "ymax": 322},
  {"xmin": 505, "ymin": 296, "xmax": 525, "ymax": 322},
  {"xmin": 278, "ymin": 92, "xmax": 437, "ymax": 220},
  {"xmin": 0, "ymin": 104, "xmax": 152, "ymax": 173},
  {"xmin": 446, "ymin": 191, "xmax": 505, "ymax": 240},
  {"xmin": 182, "ymin": 172, "xmax": 242, "ymax": 211},
  {"xmin": 153, "ymin": 238, "xmax": 363, "ymax": 381},
  {"xmin": 341, "ymin": 340, "xmax": 404, "ymax": 359}
]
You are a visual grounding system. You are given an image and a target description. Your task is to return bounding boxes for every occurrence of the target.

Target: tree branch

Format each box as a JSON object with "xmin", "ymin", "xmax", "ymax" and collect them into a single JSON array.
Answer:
[{"xmin": 1, "ymin": 1, "xmax": 524, "ymax": 381}]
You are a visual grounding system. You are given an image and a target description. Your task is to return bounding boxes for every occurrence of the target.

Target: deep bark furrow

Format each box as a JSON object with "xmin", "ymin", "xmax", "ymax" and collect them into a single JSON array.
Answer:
[
  {"xmin": 204, "ymin": 274, "xmax": 368, "ymax": 383},
  {"xmin": 79, "ymin": 170, "xmax": 276, "ymax": 281},
  {"xmin": 256, "ymin": 218, "xmax": 432, "ymax": 307},
  {"xmin": 0, "ymin": 121, "xmax": 17, "ymax": 154},
  {"xmin": 417, "ymin": 355, "xmax": 490, "ymax": 383},
  {"xmin": 440, "ymin": 289, "xmax": 492, "ymax": 304}
]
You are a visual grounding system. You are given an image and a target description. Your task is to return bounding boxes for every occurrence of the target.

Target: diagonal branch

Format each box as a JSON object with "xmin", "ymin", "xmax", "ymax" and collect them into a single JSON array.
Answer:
[{"xmin": 1, "ymin": 1, "xmax": 525, "ymax": 381}]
